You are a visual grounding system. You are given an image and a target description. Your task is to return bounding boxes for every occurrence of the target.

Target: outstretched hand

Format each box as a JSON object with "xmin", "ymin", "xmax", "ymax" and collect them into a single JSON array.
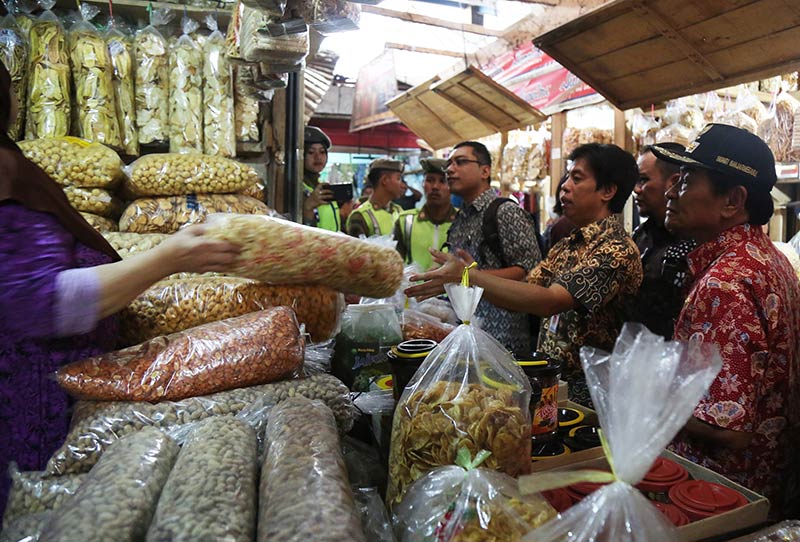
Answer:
[
  {"xmin": 159, "ymin": 225, "xmax": 242, "ymax": 274},
  {"xmin": 405, "ymin": 248, "xmax": 473, "ymax": 301}
]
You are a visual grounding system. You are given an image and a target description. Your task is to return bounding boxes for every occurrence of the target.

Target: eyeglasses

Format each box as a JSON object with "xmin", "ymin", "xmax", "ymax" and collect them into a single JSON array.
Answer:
[{"xmin": 445, "ymin": 157, "xmax": 485, "ymax": 169}]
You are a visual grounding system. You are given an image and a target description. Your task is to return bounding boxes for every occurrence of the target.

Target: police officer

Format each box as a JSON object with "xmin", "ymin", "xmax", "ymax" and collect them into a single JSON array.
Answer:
[
  {"xmin": 347, "ymin": 158, "xmax": 405, "ymax": 237},
  {"xmin": 393, "ymin": 158, "xmax": 457, "ymax": 270},
  {"xmin": 302, "ymin": 126, "xmax": 340, "ymax": 231}
]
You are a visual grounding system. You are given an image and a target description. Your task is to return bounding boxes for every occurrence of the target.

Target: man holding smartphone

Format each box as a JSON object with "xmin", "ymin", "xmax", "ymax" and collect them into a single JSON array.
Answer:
[
  {"xmin": 302, "ymin": 126, "xmax": 341, "ymax": 231},
  {"xmin": 347, "ymin": 159, "xmax": 405, "ymax": 237}
]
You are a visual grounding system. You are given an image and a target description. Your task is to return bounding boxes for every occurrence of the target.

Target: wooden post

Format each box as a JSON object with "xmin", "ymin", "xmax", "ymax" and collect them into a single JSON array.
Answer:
[
  {"xmin": 270, "ymin": 88, "xmax": 287, "ymax": 215},
  {"xmin": 614, "ymin": 105, "xmax": 635, "ymax": 232},
  {"xmin": 549, "ymin": 112, "xmax": 566, "ymax": 197}
]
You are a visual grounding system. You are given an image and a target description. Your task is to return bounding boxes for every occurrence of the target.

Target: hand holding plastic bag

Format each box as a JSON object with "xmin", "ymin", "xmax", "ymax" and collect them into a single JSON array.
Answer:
[
  {"xmin": 520, "ymin": 324, "xmax": 722, "ymax": 542},
  {"xmin": 394, "ymin": 448, "xmax": 556, "ymax": 542}
]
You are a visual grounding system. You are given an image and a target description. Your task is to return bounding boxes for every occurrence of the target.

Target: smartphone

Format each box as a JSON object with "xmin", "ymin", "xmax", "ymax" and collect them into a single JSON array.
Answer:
[{"xmin": 327, "ymin": 183, "xmax": 354, "ymax": 203}]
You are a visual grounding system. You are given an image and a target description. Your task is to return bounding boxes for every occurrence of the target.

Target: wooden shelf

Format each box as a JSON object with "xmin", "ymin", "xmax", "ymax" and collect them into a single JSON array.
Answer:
[{"xmin": 55, "ymin": 0, "xmax": 233, "ymax": 26}]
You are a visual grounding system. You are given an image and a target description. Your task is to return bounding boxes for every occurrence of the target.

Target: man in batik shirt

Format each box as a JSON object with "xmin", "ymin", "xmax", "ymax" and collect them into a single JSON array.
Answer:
[{"xmin": 652, "ymin": 124, "xmax": 800, "ymax": 517}]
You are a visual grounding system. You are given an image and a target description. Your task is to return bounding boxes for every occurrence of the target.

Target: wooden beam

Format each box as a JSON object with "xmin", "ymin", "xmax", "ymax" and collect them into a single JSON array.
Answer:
[
  {"xmin": 385, "ymin": 42, "xmax": 465, "ymax": 58},
  {"xmin": 361, "ymin": 4, "xmax": 503, "ymax": 37}
]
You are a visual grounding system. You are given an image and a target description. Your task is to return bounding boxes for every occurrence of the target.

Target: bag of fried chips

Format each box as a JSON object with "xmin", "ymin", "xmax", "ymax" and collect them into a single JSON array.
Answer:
[
  {"xmin": 393, "ymin": 448, "xmax": 556, "ymax": 542},
  {"xmin": 386, "ymin": 272, "xmax": 532, "ymax": 507}
]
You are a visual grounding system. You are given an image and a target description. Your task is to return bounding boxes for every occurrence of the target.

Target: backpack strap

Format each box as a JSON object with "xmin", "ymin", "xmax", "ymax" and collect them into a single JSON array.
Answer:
[{"xmin": 480, "ymin": 197, "xmax": 512, "ymax": 267}]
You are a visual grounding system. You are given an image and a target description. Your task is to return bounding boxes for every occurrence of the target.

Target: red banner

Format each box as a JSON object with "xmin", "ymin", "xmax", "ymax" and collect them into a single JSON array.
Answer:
[{"xmin": 480, "ymin": 42, "xmax": 602, "ymax": 115}]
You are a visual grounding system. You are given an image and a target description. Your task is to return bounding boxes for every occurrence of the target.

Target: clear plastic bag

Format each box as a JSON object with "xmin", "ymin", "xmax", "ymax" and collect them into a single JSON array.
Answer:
[
  {"xmin": 106, "ymin": 21, "xmax": 138, "ymax": 155},
  {"xmin": 386, "ymin": 281, "xmax": 532, "ymax": 507},
  {"xmin": 415, "ymin": 297, "xmax": 458, "ymax": 325},
  {"xmin": 68, "ymin": 4, "xmax": 121, "ymax": 148},
  {"xmin": 241, "ymin": 11, "xmax": 308, "ymax": 64},
  {"xmin": 519, "ymin": 323, "xmax": 722, "ymax": 542},
  {"xmin": 353, "ymin": 487, "xmax": 395, "ymax": 542},
  {"xmin": 24, "ymin": 0, "xmax": 70, "ymax": 139},
  {"xmin": 257, "ymin": 397, "xmax": 367, "ymax": 542},
  {"xmin": 394, "ymin": 449, "xmax": 556, "ymax": 542},
  {"xmin": 303, "ymin": 339, "xmax": 335, "ymax": 375},
  {"xmin": 204, "ymin": 213, "xmax": 404, "ymax": 297},
  {"xmin": 55, "ymin": 307, "xmax": 304, "ymax": 402},
  {"xmin": 118, "ymin": 193, "xmax": 269, "ymax": 234},
  {"xmin": 3, "ymin": 468, "xmax": 84, "ymax": 524},
  {"xmin": 46, "ymin": 373, "xmax": 355, "ymax": 476},
  {"xmin": 125, "ymin": 153, "xmax": 261, "ymax": 196},
  {"xmin": 203, "ymin": 15, "xmax": 235, "ymax": 157},
  {"xmin": 225, "ymin": 0, "xmax": 245, "ymax": 61},
  {"xmin": 758, "ymin": 91, "xmax": 800, "ymax": 162},
  {"xmin": 134, "ymin": 8, "xmax": 171, "ymax": 145},
  {"xmin": 61, "ymin": 186, "xmax": 122, "ymax": 218},
  {"xmin": 38, "ymin": 428, "xmax": 179, "ymax": 542},
  {"xmin": 0, "ymin": 511, "xmax": 52, "ymax": 542},
  {"xmin": 0, "ymin": 6, "xmax": 27, "ymax": 140},
  {"xmin": 102, "ymin": 231, "xmax": 168, "ymax": 257},
  {"xmin": 118, "ymin": 276, "xmax": 344, "ymax": 346},
  {"xmin": 169, "ymin": 16, "xmax": 203, "ymax": 154},
  {"xmin": 233, "ymin": 64, "xmax": 261, "ymax": 142},
  {"xmin": 401, "ymin": 308, "xmax": 454, "ymax": 342},
  {"xmin": 18, "ymin": 138, "xmax": 122, "ymax": 189},
  {"xmin": 79, "ymin": 212, "xmax": 117, "ymax": 233},
  {"xmin": 241, "ymin": 0, "xmax": 285, "ymax": 17},
  {"xmin": 145, "ymin": 417, "xmax": 258, "ymax": 542}
]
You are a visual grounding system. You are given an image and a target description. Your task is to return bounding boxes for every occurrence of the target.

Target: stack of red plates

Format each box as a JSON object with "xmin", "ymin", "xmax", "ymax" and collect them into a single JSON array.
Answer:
[
  {"xmin": 652, "ymin": 501, "xmax": 691, "ymax": 526},
  {"xmin": 668, "ymin": 480, "xmax": 748, "ymax": 521},
  {"xmin": 565, "ymin": 470, "xmax": 612, "ymax": 503},
  {"xmin": 636, "ymin": 457, "xmax": 689, "ymax": 502}
]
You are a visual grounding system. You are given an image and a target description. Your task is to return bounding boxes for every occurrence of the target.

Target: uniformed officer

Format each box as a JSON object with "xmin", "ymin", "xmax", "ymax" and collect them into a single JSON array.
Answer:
[
  {"xmin": 393, "ymin": 158, "xmax": 457, "ymax": 270},
  {"xmin": 302, "ymin": 126, "xmax": 340, "ymax": 231},
  {"xmin": 346, "ymin": 158, "xmax": 405, "ymax": 237}
]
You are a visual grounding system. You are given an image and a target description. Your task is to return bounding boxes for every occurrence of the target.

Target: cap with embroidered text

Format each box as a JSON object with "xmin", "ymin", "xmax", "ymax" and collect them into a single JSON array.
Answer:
[
  {"xmin": 369, "ymin": 158, "xmax": 404, "ymax": 174},
  {"xmin": 304, "ymin": 126, "xmax": 331, "ymax": 149},
  {"xmin": 650, "ymin": 123, "xmax": 776, "ymax": 191},
  {"xmin": 420, "ymin": 158, "xmax": 447, "ymax": 175}
]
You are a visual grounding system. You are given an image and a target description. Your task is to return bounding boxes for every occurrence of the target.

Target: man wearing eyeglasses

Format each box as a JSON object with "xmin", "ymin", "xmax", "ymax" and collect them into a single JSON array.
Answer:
[
  {"xmin": 624, "ymin": 143, "xmax": 695, "ymax": 339},
  {"xmin": 424, "ymin": 141, "xmax": 541, "ymax": 357}
]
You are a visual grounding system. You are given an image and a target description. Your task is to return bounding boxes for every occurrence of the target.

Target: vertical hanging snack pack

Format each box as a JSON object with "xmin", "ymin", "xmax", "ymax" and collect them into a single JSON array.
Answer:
[
  {"xmin": 168, "ymin": 15, "xmax": 203, "ymax": 153},
  {"xmin": 106, "ymin": 19, "xmax": 138, "ymax": 155},
  {"xmin": 25, "ymin": 0, "xmax": 70, "ymax": 139},
  {"xmin": 386, "ymin": 280, "xmax": 533, "ymax": 506},
  {"xmin": 68, "ymin": 4, "xmax": 121, "ymax": 149},
  {"xmin": 0, "ymin": 2, "xmax": 27, "ymax": 140},
  {"xmin": 233, "ymin": 65, "xmax": 261, "ymax": 143},
  {"xmin": 202, "ymin": 14, "xmax": 235, "ymax": 157},
  {"xmin": 134, "ymin": 8, "xmax": 171, "ymax": 145}
]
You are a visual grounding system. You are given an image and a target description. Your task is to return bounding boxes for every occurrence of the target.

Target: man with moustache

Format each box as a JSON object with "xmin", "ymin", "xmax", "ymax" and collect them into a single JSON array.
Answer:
[
  {"xmin": 626, "ymin": 143, "xmax": 695, "ymax": 339},
  {"xmin": 393, "ymin": 158, "xmax": 457, "ymax": 270},
  {"xmin": 651, "ymin": 124, "xmax": 800, "ymax": 517}
]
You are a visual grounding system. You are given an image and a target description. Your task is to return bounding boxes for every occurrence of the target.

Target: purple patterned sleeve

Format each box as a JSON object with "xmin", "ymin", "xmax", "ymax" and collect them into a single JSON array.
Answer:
[
  {"xmin": 0, "ymin": 203, "xmax": 77, "ymax": 339},
  {"xmin": 54, "ymin": 268, "xmax": 101, "ymax": 337}
]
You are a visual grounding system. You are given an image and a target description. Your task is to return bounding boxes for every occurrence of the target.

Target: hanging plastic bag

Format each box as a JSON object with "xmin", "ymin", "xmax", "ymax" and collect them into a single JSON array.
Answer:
[
  {"xmin": 386, "ymin": 273, "xmax": 532, "ymax": 507},
  {"xmin": 225, "ymin": 0, "xmax": 244, "ymax": 61},
  {"xmin": 169, "ymin": 15, "xmax": 203, "ymax": 153},
  {"xmin": 400, "ymin": 308, "xmax": 454, "ymax": 342},
  {"xmin": 241, "ymin": 11, "xmax": 308, "ymax": 65},
  {"xmin": 518, "ymin": 323, "xmax": 722, "ymax": 542},
  {"xmin": 25, "ymin": 0, "xmax": 70, "ymax": 139},
  {"xmin": 241, "ymin": 0, "xmax": 285, "ymax": 17},
  {"xmin": 134, "ymin": 8, "xmax": 171, "ymax": 145},
  {"xmin": 203, "ymin": 14, "xmax": 235, "ymax": 157},
  {"xmin": 0, "ymin": 2, "xmax": 27, "ymax": 140},
  {"xmin": 394, "ymin": 448, "xmax": 556, "ymax": 542},
  {"xmin": 758, "ymin": 92, "xmax": 800, "ymax": 162},
  {"xmin": 11, "ymin": 0, "xmax": 34, "ymax": 37},
  {"xmin": 68, "ymin": 4, "xmax": 121, "ymax": 148},
  {"xmin": 106, "ymin": 19, "xmax": 138, "ymax": 155},
  {"xmin": 233, "ymin": 65, "xmax": 261, "ymax": 142}
]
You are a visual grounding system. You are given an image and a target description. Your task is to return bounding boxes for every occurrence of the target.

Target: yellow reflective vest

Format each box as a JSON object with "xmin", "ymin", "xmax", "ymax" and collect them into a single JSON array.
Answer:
[
  {"xmin": 303, "ymin": 178, "xmax": 340, "ymax": 232},
  {"xmin": 347, "ymin": 200, "xmax": 402, "ymax": 237},
  {"xmin": 395, "ymin": 205, "xmax": 457, "ymax": 270}
]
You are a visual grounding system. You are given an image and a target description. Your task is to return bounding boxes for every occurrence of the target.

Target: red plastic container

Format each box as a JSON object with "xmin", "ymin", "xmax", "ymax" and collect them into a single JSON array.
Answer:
[
  {"xmin": 668, "ymin": 480, "xmax": 748, "ymax": 521},
  {"xmin": 542, "ymin": 487, "xmax": 574, "ymax": 513},
  {"xmin": 565, "ymin": 470, "xmax": 612, "ymax": 503},
  {"xmin": 652, "ymin": 502, "xmax": 691, "ymax": 526},
  {"xmin": 636, "ymin": 457, "xmax": 690, "ymax": 502}
]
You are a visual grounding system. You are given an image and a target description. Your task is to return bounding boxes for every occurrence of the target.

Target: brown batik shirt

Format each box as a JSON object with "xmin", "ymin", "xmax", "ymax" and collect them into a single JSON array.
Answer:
[{"xmin": 528, "ymin": 215, "xmax": 642, "ymax": 407}]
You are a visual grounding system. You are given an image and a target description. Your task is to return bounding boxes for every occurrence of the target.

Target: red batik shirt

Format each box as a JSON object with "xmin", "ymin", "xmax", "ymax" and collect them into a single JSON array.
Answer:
[{"xmin": 670, "ymin": 224, "xmax": 800, "ymax": 507}]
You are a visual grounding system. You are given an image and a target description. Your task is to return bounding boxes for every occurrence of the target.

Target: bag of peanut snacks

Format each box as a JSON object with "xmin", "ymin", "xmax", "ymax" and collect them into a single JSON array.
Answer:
[{"xmin": 386, "ymin": 276, "xmax": 532, "ymax": 507}]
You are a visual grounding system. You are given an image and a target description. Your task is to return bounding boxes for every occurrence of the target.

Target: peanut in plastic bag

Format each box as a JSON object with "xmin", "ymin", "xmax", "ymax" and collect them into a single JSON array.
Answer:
[
  {"xmin": 118, "ymin": 193, "xmax": 269, "ymax": 234},
  {"xmin": 386, "ymin": 281, "xmax": 532, "ymax": 507},
  {"xmin": 68, "ymin": 4, "xmax": 121, "ymax": 148},
  {"xmin": 61, "ymin": 186, "xmax": 122, "ymax": 218},
  {"xmin": 25, "ymin": 0, "xmax": 70, "ymax": 140},
  {"xmin": 106, "ymin": 22, "xmax": 138, "ymax": 155},
  {"xmin": 202, "ymin": 15, "xmax": 235, "ymax": 157},
  {"xmin": 18, "ymin": 138, "xmax": 123, "ymax": 189},
  {"xmin": 134, "ymin": 9, "xmax": 171, "ymax": 145},
  {"xmin": 118, "ymin": 276, "xmax": 344, "ymax": 346},
  {"xmin": 38, "ymin": 428, "xmax": 179, "ymax": 542},
  {"xmin": 519, "ymin": 323, "xmax": 722, "ymax": 542},
  {"xmin": 0, "ymin": 511, "xmax": 52, "ymax": 542},
  {"xmin": 169, "ymin": 16, "xmax": 203, "ymax": 154},
  {"xmin": 0, "ymin": 7, "xmax": 27, "ymax": 140},
  {"xmin": 394, "ymin": 449, "xmax": 556, "ymax": 542},
  {"xmin": 55, "ymin": 307, "xmax": 305, "ymax": 402},
  {"xmin": 203, "ymin": 213, "xmax": 404, "ymax": 298},
  {"xmin": 3, "ymin": 467, "xmax": 85, "ymax": 524}
]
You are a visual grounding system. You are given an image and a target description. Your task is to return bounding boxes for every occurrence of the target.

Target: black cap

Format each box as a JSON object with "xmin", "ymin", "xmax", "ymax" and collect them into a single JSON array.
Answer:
[
  {"xmin": 650, "ymin": 124, "xmax": 776, "ymax": 192},
  {"xmin": 304, "ymin": 126, "xmax": 331, "ymax": 149}
]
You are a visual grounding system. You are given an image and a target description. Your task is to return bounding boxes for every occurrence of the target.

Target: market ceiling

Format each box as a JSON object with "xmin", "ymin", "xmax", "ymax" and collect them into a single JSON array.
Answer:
[{"xmin": 534, "ymin": 0, "xmax": 800, "ymax": 110}]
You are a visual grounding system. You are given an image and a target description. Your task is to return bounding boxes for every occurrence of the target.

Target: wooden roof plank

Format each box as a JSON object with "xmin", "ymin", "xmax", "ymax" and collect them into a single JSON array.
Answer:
[{"xmin": 360, "ymin": 4, "xmax": 503, "ymax": 36}]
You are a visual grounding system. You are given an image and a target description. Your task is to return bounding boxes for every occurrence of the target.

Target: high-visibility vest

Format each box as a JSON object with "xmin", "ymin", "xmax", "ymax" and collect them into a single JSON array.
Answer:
[
  {"xmin": 303, "ymin": 180, "xmax": 340, "ymax": 232},
  {"xmin": 348, "ymin": 200, "xmax": 401, "ymax": 236},
  {"xmin": 398, "ymin": 206, "xmax": 456, "ymax": 270}
]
